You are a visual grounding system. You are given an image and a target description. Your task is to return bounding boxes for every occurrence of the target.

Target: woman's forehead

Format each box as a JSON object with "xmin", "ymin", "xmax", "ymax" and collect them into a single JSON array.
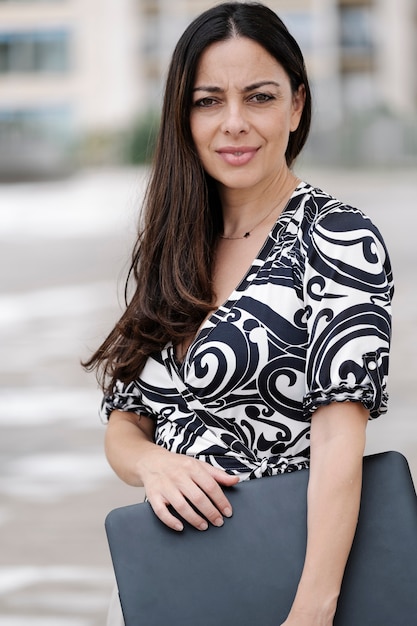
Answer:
[{"xmin": 194, "ymin": 37, "xmax": 289, "ymax": 88}]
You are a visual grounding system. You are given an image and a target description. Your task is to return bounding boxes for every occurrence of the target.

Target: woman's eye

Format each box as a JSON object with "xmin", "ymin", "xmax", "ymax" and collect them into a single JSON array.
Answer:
[
  {"xmin": 194, "ymin": 97, "xmax": 217, "ymax": 108},
  {"xmin": 250, "ymin": 93, "xmax": 274, "ymax": 103}
]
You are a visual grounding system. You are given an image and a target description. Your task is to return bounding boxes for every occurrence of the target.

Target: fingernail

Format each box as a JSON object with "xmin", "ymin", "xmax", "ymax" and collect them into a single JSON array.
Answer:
[
  {"xmin": 223, "ymin": 507, "xmax": 232, "ymax": 518},
  {"xmin": 174, "ymin": 522, "xmax": 183, "ymax": 532},
  {"xmin": 199, "ymin": 521, "xmax": 208, "ymax": 531},
  {"xmin": 214, "ymin": 517, "xmax": 224, "ymax": 527}
]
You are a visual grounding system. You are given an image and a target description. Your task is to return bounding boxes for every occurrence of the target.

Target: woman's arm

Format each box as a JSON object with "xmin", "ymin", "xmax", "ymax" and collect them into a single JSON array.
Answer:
[
  {"xmin": 105, "ymin": 410, "xmax": 239, "ymax": 532},
  {"xmin": 281, "ymin": 401, "xmax": 368, "ymax": 626}
]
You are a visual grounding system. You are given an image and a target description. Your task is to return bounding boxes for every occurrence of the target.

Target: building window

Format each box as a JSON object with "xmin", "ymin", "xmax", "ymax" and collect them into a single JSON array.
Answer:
[
  {"xmin": 340, "ymin": 6, "xmax": 374, "ymax": 53},
  {"xmin": 0, "ymin": 105, "xmax": 73, "ymax": 177},
  {"xmin": 0, "ymin": 105, "xmax": 72, "ymax": 142},
  {"xmin": 340, "ymin": 6, "xmax": 375, "ymax": 72},
  {"xmin": 0, "ymin": 29, "xmax": 70, "ymax": 73}
]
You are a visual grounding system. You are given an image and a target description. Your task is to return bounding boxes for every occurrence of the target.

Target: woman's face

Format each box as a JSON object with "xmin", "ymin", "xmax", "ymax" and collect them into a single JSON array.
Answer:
[{"xmin": 190, "ymin": 37, "xmax": 305, "ymax": 196}]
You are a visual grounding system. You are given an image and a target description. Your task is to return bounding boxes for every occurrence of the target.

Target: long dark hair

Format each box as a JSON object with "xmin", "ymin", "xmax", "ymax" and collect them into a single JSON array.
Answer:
[{"xmin": 83, "ymin": 2, "xmax": 312, "ymax": 391}]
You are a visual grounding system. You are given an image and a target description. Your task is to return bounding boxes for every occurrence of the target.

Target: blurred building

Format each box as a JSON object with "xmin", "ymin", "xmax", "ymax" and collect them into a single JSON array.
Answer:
[
  {"xmin": 140, "ymin": 0, "xmax": 417, "ymax": 165},
  {"xmin": 141, "ymin": 0, "xmax": 417, "ymax": 125},
  {"xmin": 0, "ymin": 0, "xmax": 416, "ymax": 179},
  {"xmin": 0, "ymin": 0, "xmax": 144, "ymax": 178}
]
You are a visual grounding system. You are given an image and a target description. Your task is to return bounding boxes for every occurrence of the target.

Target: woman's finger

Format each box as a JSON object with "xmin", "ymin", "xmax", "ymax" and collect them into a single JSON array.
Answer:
[
  {"xmin": 189, "ymin": 475, "xmax": 232, "ymax": 520},
  {"xmin": 149, "ymin": 496, "xmax": 186, "ymax": 532},
  {"xmin": 148, "ymin": 487, "xmax": 223, "ymax": 530},
  {"xmin": 143, "ymin": 453, "xmax": 239, "ymax": 530}
]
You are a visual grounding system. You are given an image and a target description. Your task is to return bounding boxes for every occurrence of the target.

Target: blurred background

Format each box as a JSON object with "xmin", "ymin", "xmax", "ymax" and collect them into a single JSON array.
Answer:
[
  {"xmin": 1, "ymin": 0, "xmax": 416, "ymax": 178},
  {"xmin": 0, "ymin": 0, "xmax": 416, "ymax": 624}
]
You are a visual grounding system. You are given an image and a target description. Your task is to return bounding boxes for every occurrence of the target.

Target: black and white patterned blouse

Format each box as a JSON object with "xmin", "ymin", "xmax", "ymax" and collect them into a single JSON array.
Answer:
[{"xmin": 101, "ymin": 182, "xmax": 393, "ymax": 479}]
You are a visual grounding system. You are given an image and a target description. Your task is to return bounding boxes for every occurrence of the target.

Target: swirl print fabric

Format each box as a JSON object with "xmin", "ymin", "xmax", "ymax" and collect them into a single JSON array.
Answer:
[{"xmin": 102, "ymin": 182, "xmax": 393, "ymax": 479}]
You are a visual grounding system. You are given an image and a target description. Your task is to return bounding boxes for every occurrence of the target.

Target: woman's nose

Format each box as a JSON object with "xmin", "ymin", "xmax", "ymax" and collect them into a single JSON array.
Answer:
[{"xmin": 220, "ymin": 104, "xmax": 250, "ymax": 136}]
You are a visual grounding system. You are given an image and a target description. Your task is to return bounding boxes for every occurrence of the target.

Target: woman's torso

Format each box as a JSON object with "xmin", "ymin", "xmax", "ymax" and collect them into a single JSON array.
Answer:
[{"xmin": 102, "ymin": 182, "xmax": 393, "ymax": 479}]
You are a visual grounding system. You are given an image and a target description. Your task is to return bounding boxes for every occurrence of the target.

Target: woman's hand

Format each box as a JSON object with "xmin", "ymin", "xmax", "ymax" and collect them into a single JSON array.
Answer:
[
  {"xmin": 140, "ymin": 444, "xmax": 239, "ymax": 531},
  {"xmin": 105, "ymin": 410, "xmax": 239, "ymax": 532}
]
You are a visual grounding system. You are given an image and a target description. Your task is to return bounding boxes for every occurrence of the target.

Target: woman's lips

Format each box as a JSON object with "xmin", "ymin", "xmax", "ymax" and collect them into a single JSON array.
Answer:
[{"xmin": 216, "ymin": 147, "xmax": 259, "ymax": 166}]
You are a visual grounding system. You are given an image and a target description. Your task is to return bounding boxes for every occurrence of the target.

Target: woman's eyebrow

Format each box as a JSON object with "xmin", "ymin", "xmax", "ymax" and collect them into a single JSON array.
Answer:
[
  {"xmin": 242, "ymin": 80, "xmax": 281, "ymax": 92},
  {"xmin": 192, "ymin": 80, "xmax": 281, "ymax": 94},
  {"xmin": 192, "ymin": 85, "xmax": 222, "ymax": 94}
]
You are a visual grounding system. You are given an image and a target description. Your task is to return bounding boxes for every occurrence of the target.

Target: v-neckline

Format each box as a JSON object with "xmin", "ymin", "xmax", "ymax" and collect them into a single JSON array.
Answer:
[{"xmin": 169, "ymin": 181, "xmax": 308, "ymax": 372}]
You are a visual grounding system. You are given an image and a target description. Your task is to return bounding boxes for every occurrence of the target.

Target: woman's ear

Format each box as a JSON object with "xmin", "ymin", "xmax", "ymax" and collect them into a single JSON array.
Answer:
[{"xmin": 290, "ymin": 84, "xmax": 306, "ymax": 132}]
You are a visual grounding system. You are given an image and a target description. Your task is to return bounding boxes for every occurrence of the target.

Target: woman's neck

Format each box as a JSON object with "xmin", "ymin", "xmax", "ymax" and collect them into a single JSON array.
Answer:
[{"xmin": 218, "ymin": 169, "xmax": 300, "ymax": 239}]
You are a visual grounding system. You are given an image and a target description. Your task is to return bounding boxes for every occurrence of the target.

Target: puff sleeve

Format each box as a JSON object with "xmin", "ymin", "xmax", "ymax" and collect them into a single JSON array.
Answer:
[
  {"xmin": 302, "ymin": 203, "xmax": 393, "ymax": 419},
  {"xmin": 100, "ymin": 379, "xmax": 153, "ymax": 421}
]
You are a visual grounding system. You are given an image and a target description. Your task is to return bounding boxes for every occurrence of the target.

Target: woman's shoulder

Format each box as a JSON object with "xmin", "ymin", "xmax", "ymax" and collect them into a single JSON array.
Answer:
[
  {"xmin": 294, "ymin": 182, "xmax": 393, "ymax": 291},
  {"xmin": 295, "ymin": 181, "xmax": 385, "ymax": 240},
  {"xmin": 297, "ymin": 181, "xmax": 365, "ymax": 217}
]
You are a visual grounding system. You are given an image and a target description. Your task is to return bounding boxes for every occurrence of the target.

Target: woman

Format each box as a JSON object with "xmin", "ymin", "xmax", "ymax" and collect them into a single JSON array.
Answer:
[{"xmin": 85, "ymin": 3, "xmax": 393, "ymax": 624}]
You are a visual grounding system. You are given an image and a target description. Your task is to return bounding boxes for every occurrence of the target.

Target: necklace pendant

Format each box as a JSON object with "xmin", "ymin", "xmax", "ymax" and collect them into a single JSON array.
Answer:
[{"xmin": 243, "ymin": 232, "xmax": 251, "ymax": 238}]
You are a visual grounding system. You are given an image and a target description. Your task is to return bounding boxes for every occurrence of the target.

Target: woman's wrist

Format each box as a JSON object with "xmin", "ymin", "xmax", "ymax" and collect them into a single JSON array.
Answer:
[
  {"xmin": 282, "ymin": 581, "xmax": 338, "ymax": 626},
  {"xmin": 282, "ymin": 598, "xmax": 336, "ymax": 626}
]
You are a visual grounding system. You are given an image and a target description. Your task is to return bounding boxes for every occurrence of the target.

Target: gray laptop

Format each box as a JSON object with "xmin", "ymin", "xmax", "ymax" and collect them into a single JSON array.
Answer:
[{"xmin": 105, "ymin": 451, "xmax": 417, "ymax": 626}]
